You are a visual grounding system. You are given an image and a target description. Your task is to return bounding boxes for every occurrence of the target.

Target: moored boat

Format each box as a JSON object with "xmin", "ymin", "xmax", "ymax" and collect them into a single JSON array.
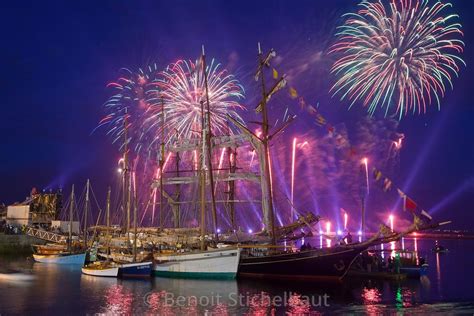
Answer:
[
  {"xmin": 32, "ymin": 184, "xmax": 87, "ymax": 265},
  {"xmin": 33, "ymin": 252, "xmax": 86, "ymax": 265},
  {"xmin": 238, "ymin": 244, "xmax": 367, "ymax": 281},
  {"xmin": 82, "ymin": 261, "xmax": 119, "ymax": 277},
  {"xmin": 153, "ymin": 247, "xmax": 240, "ymax": 279},
  {"xmin": 119, "ymin": 261, "xmax": 153, "ymax": 278}
]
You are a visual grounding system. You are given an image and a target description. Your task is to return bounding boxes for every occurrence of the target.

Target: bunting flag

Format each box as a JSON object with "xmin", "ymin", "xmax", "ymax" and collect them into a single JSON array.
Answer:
[
  {"xmin": 421, "ymin": 210, "xmax": 433, "ymax": 221},
  {"xmin": 374, "ymin": 168, "xmax": 430, "ymax": 220},
  {"xmin": 373, "ymin": 169, "xmax": 382, "ymax": 181},
  {"xmin": 327, "ymin": 124, "xmax": 335, "ymax": 135},
  {"xmin": 397, "ymin": 188, "xmax": 405, "ymax": 198},
  {"xmin": 405, "ymin": 196, "xmax": 417, "ymax": 212},
  {"xmin": 383, "ymin": 178, "xmax": 392, "ymax": 192},
  {"xmin": 289, "ymin": 87, "xmax": 298, "ymax": 99},
  {"xmin": 299, "ymin": 97, "xmax": 306, "ymax": 110},
  {"xmin": 255, "ymin": 77, "xmax": 287, "ymax": 113},
  {"xmin": 315, "ymin": 114, "xmax": 326, "ymax": 126},
  {"xmin": 272, "ymin": 68, "xmax": 279, "ymax": 79}
]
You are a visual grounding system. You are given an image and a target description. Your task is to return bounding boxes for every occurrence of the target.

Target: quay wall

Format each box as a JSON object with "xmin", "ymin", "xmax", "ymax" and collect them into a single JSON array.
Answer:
[{"xmin": 0, "ymin": 234, "xmax": 46, "ymax": 255}]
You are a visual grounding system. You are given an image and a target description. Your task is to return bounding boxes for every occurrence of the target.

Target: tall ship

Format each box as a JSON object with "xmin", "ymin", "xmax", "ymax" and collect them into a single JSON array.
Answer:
[{"xmin": 143, "ymin": 44, "xmax": 367, "ymax": 280}]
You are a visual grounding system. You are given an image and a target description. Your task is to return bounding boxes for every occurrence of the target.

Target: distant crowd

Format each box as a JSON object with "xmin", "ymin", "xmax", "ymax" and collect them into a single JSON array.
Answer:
[{"xmin": 0, "ymin": 220, "xmax": 27, "ymax": 235}]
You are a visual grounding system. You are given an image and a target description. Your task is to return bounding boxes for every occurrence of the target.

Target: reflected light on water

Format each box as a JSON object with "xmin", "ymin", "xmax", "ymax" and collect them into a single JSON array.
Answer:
[
  {"xmin": 436, "ymin": 252, "xmax": 442, "ymax": 297},
  {"xmin": 287, "ymin": 293, "xmax": 311, "ymax": 315},
  {"xmin": 104, "ymin": 285, "xmax": 133, "ymax": 315},
  {"xmin": 247, "ymin": 292, "xmax": 274, "ymax": 315},
  {"xmin": 396, "ymin": 287, "xmax": 415, "ymax": 309},
  {"xmin": 145, "ymin": 290, "xmax": 180, "ymax": 315},
  {"xmin": 362, "ymin": 287, "xmax": 382, "ymax": 315},
  {"xmin": 211, "ymin": 303, "xmax": 229, "ymax": 316}
]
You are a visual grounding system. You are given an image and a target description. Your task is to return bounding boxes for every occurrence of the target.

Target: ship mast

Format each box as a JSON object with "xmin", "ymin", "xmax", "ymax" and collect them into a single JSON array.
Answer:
[
  {"xmin": 226, "ymin": 122, "xmax": 237, "ymax": 230},
  {"xmin": 202, "ymin": 45, "xmax": 219, "ymax": 239},
  {"xmin": 106, "ymin": 186, "xmax": 111, "ymax": 258},
  {"xmin": 199, "ymin": 100, "xmax": 207, "ymax": 251},
  {"xmin": 83, "ymin": 179, "xmax": 90, "ymax": 249},
  {"xmin": 159, "ymin": 96, "xmax": 165, "ymax": 229},
  {"xmin": 123, "ymin": 109, "xmax": 130, "ymax": 234},
  {"xmin": 257, "ymin": 42, "xmax": 276, "ymax": 245},
  {"xmin": 133, "ymin": 172, "xmax": 138, "ymax": 262},
  {"xmin": 68, "ymin": 184, "xmax": 74, "ymax": 253},
  {"xmin": 174, "ymin": 135, "xmax": 181, "ymax": 228}
]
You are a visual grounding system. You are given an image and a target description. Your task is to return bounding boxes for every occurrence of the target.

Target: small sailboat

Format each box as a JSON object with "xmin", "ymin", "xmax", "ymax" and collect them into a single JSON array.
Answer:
[
  {"xmin": 33, "ymin": 184, "xmax": 86, "ymax": 265},
  {"xmin": 82, "ymin": 187, "xmax": 120, "ymax": 277},
  {"xmin": 89, "ymin": 115, "xmax": 152, "ymax": 278},
  {"xmin": 82, "ymin": 261, "xmax": 119, "ymax": 277},
  {"xmin": 120, "ymin": 169, "xmax": 152, "ymax": 278}
]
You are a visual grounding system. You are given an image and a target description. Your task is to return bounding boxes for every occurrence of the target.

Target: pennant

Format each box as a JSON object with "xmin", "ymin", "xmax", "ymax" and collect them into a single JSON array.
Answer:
[
  {"xmin": 383, "ymin": 178, "xmax": 392, "ymax": 192},
  {"xmin": 405, "ymin": 196, "xmax": 417, "ymax": 212},
  {"xmin": 272, "ymin": 68, "xmax": 279, "ymax": 79},
  {"xmin": 289, "ymin": 87, "xmax": 298, "ymax": 99}
]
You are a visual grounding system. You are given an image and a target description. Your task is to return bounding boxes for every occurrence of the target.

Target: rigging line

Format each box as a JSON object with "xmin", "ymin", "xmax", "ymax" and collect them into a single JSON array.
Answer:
[{"xmin": 88, "ymin": 186, "xmax": 101, "ymax": 227}]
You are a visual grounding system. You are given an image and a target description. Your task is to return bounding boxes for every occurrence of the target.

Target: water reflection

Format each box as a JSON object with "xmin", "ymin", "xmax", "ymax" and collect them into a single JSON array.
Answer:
[
  {"xmin": 246, "ymin": 292, "xmax": 274, "ymax": 315},
  {"xmin": 1, "ymin": 239, "xmax": 473, "ymax": 314},
  {"xmin": 436, "ymin": 252, "xmax": 442, "ymax": 298},
  {"xmin": 104, "ymin": 284, "xmax": 134, "ymax": 314}
]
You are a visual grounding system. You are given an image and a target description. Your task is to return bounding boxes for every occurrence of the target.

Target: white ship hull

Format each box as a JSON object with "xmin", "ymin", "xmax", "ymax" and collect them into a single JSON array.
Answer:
[
  {"xmin": 81, "ymin": 263, "xmax": 119, "ymax": 277},
  {"xmin": 153, "ymin": 248, "xmax": 240, "ymax": 279},
  {"xmin": 33, "ymin": 253, "xmax": 86, "ymax": 265}
]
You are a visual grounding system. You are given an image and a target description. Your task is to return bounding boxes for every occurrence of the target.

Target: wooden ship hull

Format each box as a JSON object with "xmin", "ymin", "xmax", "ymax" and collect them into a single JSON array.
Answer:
[{"xmin": 238, "ymin": 244, "xmax": 368, "ymax": 281}]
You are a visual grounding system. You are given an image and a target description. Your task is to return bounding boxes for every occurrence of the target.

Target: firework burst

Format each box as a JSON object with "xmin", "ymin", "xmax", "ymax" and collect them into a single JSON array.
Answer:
[
  {"xmin": 145, "ymin": 58, "xmax": 245, "ymax": 145},
  {"xmin": 330, "ymin": 0, "xmax": 465, "ymax": 118},
  {"xmin": 98, "ymin": 64, "xmax": 160, "ymax": 153}
]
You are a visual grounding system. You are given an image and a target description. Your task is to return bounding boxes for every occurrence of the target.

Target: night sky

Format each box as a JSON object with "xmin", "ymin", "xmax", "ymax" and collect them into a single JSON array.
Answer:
[{"xmin": 1, "ymin": 1, "xmax": 473, "ymax": 229}]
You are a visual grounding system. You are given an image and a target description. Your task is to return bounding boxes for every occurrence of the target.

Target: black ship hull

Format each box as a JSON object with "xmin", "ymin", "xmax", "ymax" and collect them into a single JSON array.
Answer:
[{"xmin": 238, "ymin": 245, "xmax": 367, "ymax": 281}]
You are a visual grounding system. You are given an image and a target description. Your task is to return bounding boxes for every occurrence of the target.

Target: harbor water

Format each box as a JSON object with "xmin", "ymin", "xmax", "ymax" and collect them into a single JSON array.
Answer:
[{"xmin": 1, "ymin": 238, "xmax": 474, "ymax": 314}]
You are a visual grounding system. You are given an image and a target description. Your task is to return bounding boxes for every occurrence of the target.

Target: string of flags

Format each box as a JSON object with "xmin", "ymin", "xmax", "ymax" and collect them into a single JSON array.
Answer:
[
  {"xmin": 257, "ymin": 60, "xmax": 342, "ymax": 141},
  {"xmin": 373, "ymin": 167, "xmax": 433, "ymax": 221},
  {"xmin": 261, "ymin": 55, "xmax": 433, "ymax": 225},
  {"xmin": 261, "ymin": 53, "xmax": 434, "ymax": 226}
]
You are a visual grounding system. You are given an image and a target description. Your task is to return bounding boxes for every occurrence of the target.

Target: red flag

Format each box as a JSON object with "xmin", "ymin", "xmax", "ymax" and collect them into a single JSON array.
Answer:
[{"xmin": 405, "ymin": 196, "xmax": 417, "ymax": 212}]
